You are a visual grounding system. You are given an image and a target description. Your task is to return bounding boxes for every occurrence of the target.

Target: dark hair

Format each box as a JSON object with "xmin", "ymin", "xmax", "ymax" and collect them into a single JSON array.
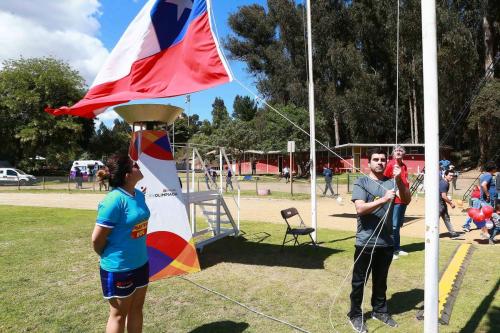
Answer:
[
  {"xmin": 367, "ymin": 148, "xmax": 387, "ymax": 161},
  {"xmin": 444, "ymin": 170, "xmax": 454, "ymax": 176},
  {"xmin": 106, "ymin": 154, "xmax": 132, "ymax": 188},
  {"xmin": 484, "ymin": 161, "xmax": 496, "ymax": 172}
]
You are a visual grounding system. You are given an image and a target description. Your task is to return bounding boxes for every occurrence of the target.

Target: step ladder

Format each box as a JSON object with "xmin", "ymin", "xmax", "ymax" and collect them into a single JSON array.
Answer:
[{"xmin": 185, "ymin": 190, "xmax": 239, "ymax": 251}]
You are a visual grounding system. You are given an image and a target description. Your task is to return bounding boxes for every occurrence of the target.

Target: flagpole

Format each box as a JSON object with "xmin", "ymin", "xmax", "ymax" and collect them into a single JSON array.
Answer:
[
  {"xmin": 306, "ymin": 0, "xmax": 317, "ymax": 241},
  {"xmin": 421, "ymin": 0, "xmax": 440, "ymax": 331}
]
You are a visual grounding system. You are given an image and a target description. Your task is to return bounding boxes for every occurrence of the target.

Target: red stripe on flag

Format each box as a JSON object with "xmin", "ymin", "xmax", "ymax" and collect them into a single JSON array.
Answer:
[{"xmin": 46, "ymin": 12, "xmax": 230, "ymax": 118}]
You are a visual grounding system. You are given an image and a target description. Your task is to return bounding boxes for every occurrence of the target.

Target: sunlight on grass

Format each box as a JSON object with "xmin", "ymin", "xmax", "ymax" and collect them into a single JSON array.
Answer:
[{"xmin": 0, "ymin": 205, "xmax": 497, "ymax": 332}]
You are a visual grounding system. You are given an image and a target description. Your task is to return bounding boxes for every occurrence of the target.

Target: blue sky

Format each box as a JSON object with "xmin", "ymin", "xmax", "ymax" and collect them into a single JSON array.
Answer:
[{"xmin": 98, "ymin": 0, "xmax": 269, "ymax": 125}]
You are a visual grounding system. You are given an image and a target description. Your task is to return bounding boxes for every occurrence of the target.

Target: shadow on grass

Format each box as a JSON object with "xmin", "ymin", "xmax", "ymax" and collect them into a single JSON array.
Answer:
[
  {"xmin": 188, "ymin": 320, "xmax": 249, "ymax": 333},
  {"xmin": 459, "ymin": 278, "xmax": 500, "ymax": 333},
  {"xmin": 387, "ymin": 288, "xmax": 424, "ymax": 315},
  {"xmin": 199, "ymin": 234, "xmax": 343, "ymax": 270},
  {"xmin": 400, "ymin": 242, "xmax": 425, "ymax": 253}
]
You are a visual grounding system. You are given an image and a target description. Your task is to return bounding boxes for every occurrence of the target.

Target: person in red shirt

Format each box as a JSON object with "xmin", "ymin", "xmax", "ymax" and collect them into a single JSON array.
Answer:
[{"xmin": 383, "ymin": 145, "xmax": 410, "ymax": 260}]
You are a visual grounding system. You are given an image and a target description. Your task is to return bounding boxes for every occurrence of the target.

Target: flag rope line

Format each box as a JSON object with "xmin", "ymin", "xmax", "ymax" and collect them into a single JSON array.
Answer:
[{"xmin": 177, "ymin": 275, "xmax": 313, "ymax": 333}]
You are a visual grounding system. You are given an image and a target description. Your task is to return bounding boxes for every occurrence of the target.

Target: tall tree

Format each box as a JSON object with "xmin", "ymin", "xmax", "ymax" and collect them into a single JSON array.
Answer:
[
  {"xmin": 232, "ymin": 95, "xmax": 258, "ymax": 121},
  {"xmin": 0, "ymin": 57, "xmax": 90, "ymax": 171},
  {"xmin": 211, "ymin": 97, "xmax": 230, "ymax": 128}
]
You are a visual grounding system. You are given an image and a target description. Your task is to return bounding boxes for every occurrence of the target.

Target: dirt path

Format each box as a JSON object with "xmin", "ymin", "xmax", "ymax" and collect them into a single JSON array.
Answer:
[{"xmin": 0, "ymin": 191, "xmax": 489, "ymax": 245}]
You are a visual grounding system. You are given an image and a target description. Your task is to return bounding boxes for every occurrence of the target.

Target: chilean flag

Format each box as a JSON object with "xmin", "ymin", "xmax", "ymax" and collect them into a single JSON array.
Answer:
[{"xmin": 46, "ymin": 0, "xmax": 232, "ymax": 118}]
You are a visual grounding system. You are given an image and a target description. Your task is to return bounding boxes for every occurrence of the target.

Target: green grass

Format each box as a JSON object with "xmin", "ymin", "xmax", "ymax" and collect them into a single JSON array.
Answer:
[{"xmin": 0, "ymin": 205, "xmax": 498, "ymax": 332}]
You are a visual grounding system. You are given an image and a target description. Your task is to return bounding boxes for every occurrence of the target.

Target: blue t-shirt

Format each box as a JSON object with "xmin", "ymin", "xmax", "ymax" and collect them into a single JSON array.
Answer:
[
  {"xmin": 439, "ymin": 178, "xmax": 449, "ymax": 205},
  {"xmin": 96, "ymin": 188, "xmax": 150, "ymax": 272},
  {"xmin": 479, "ymin": 173, "xmax": 496, "ymax": 201}
]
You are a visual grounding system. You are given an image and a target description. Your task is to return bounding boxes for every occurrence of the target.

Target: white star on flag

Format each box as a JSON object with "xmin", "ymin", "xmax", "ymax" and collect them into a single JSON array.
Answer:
[{"xmin": 165, "ymin": 0, "xmax": 193, "ymax": 20}]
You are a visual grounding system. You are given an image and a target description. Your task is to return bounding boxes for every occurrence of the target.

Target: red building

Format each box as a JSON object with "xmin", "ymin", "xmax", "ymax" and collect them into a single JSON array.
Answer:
[{"xmin": 232, "ymin": 143, "xmax": 427, "ymax": 176}]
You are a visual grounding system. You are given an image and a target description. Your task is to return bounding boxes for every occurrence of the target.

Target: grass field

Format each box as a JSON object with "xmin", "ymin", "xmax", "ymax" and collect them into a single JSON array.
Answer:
[{"xmin": 0, "ymin": 205, "xmax": 498, "ymax": 332}]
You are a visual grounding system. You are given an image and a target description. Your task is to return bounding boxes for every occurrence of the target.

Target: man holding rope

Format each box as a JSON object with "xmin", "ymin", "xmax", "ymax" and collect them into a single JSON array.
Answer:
[{"xmin": 348, "ymin": 148, "xmax": 411, "ymax": 332}]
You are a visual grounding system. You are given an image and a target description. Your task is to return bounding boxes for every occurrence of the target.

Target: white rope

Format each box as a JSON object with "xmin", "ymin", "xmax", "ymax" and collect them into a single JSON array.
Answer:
[{"xmin": 178, "ymin": 275, "xmax": 312, "ymax": 333}]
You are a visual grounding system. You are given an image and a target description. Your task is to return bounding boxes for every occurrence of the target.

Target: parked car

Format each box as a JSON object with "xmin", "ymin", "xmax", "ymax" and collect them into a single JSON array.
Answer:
[{"xmin": 0, "ymin": 168, "xmax": 37, "ymax": 185}]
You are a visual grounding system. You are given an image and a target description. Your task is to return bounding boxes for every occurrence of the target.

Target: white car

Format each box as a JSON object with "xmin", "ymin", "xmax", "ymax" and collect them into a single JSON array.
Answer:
[{"xmin": 0, "ymin": 168, "xmax": 37, "ymax": 185}]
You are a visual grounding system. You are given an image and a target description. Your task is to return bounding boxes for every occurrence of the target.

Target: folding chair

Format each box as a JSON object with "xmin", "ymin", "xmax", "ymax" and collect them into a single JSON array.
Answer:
[{"xmin": 280, "ymin": 207, "xmax": 317, "ymax": 249}]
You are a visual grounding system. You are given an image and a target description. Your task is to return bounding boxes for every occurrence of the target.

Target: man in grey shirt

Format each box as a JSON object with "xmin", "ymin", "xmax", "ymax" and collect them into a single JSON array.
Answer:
[{"xmin": 348, "ymin": 148, "xmax": 411, "ymax": 333}]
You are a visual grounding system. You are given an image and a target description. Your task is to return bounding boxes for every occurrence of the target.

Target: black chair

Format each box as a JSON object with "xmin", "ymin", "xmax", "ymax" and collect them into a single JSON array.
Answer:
[{"xmin": 280, "ymin": 207, "xmax": 317, "ymax": 249}]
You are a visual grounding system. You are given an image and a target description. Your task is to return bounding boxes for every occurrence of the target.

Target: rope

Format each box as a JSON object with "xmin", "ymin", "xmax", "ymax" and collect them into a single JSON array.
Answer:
[{"xmin": 178, "ymin": 275, "xmax": 313, "ymax": 333}]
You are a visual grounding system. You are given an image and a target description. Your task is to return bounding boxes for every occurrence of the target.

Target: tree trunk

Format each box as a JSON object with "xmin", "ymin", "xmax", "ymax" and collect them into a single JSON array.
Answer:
[
  {"xmin": 409, "ymin": 97, "xmax": 414, "ymax": 143},
  {"xmin": 412, "ymin": 83, "xmax": 419, "ymax": 143},
  {"xmin": 334, "ymin": 113, "xmax": 340, "ymax": 146},
  {"xmin": 483, "ymin": 16, "xmax": 494, "ymax": 72},
  {"xmin": 477, "ymin": 121, "xmax": 488, "ymax": 164}
]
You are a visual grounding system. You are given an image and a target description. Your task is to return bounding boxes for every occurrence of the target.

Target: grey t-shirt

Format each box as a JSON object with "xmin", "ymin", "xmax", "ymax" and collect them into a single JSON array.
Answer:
[{"xmin": 351, "ymin": 176, "xmax": 395, "ymax": 248}]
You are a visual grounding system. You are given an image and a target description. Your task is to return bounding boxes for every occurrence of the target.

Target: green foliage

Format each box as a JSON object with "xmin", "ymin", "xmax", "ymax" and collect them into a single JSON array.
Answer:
[
  {"xmin": 224, "ymin": 0, "xmax": 493, "ymax": 162},
  {"xmin": 0, "ymin": 57, "xmax": 90, "ymax": 172},
  {"xmin": 468, "ymin": 78, "xmax": 500, "ymax": 163},
  {"xmin": 211, "ymin": 97, "xmax": 230, "ymax": 128},
  {"xmin": 87, "ymin": 119, "xmax": 132, "ymax": 160},
  {"xmin": 232, "ymin": 95, "xmax": 258, "ymax": 121}
]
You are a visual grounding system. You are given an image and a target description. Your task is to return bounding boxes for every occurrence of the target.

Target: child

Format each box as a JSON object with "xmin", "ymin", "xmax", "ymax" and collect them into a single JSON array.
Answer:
[
  {"xmin": 462, "ymin": 185, "xmax": 481, "ymax": 232},
  {"xmin": 488, "ymin": 202, "xmax": 500, "ymax": 245}
]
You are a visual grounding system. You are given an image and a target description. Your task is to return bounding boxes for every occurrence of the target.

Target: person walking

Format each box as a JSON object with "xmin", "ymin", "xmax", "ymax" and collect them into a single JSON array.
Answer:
[
  {"xmin": 383, "ymin": 145, "xmax": 410, "ymax": 260},
  {"xmin": 283, "ymin": 166, "xmax": 290, "ymax": 183},
  {"xmin": 225, "ymin": 166, "xmax": 234, "ymax": 192},
  {"xmin": 322, "ymin": 166, "xmax": 335, "ymax": 196},
  {"xmin": 479, "ymin": 161, "xmax": 497, "ymax": 206},
  {"xmin": 439, "ymin": 170, "xmax": 462, "ymax": 239},
  {"xmin": 91, "ymin": 154, "xmax": 151, "ymax": 333},
  {"xmin": 204, "ymin": 165, "xmax": 211, "ymax": 190},
  {"xmin": 348, "ymin": 148, "xmax": 411, "ymax": 332}
]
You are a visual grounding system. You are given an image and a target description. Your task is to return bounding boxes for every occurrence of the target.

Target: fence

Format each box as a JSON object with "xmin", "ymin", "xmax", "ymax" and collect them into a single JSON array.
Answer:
[{"xmin": 0, "ymin": 176, "xmax": 109, "ymax": 192}]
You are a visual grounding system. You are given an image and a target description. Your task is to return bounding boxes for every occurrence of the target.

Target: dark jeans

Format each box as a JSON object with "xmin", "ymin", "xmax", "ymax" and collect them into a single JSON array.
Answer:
[
  {"xmin": 489, "ymin": 226, "xmax": 500, "ymax": 241},
  {"xmin": 392, "ymin": 204, "xmax": 407, "ymax": 251},
  {"xmin": 323, "ymin": 180, "xmax": 334, "ymax": 195},
  {"xmin": 349, "ymin": 246, "xmax": 394, "ymax": 318}
]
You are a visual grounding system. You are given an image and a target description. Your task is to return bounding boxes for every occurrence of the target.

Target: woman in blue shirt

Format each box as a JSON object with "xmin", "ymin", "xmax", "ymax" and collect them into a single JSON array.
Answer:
[{"xmin": 92, "ymin": 154, "xmax": 150, "ymax": 333}]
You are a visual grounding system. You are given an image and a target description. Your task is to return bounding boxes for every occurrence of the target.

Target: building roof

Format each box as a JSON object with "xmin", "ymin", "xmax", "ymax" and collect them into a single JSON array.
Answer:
[{"xmin": 334, "ymin": 143, "xmax": 426, "ymax": 149}]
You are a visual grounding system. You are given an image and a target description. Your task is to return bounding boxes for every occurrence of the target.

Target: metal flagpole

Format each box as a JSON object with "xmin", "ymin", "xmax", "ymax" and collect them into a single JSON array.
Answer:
[
  {"xmin": 306, "ymin": 0, "xmax": 317, "ymax": 241},
  {"xmin": 421, "ymin": 0, "xmax": 440, "ymax": 331}
]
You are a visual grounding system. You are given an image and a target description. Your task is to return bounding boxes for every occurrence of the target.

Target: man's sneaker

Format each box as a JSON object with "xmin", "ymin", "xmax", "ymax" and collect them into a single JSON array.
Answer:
[
  {"xmin": 480, "ymin": 232, "xmax": 489, "ymax": 239},
  {"xmin": 450, "ymin": 233, "xmax": 464, "ymax": 240},
  {"xmin": 398, "ymin": 250, "xmax": 409, "ymax": 256},
  {"xmin": 462, "ymin": 226, "xmax": 471, "ymax": 233},
  {"xmin": 489, "ymin": 239, "xmax": 495, "ymax": 245},
  {"xmin": 371, "ymin": 312, "xmax": 398, "ymax": 328},
  {"xmin": 348, "ymin": 316, "xmax": 368, "ymax": 333},
  {"xmin": 392, "ymin": 254, "xmax": 399, "ymax": 260}
]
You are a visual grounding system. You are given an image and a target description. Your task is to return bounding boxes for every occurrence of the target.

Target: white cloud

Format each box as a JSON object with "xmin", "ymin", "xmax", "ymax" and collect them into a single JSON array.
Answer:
[{"xmin": 0, "ymin": 0, "xmax": 109, "ymax": 85}]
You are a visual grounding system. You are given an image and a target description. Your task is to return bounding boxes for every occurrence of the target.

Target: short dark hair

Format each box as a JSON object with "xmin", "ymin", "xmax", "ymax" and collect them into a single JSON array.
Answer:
[
  {"xmin": 444, "ymin": 170, "xmax": 454, "ymax": 176},
  {"xmin": 106, "ymin": 154, "xmax": 132, "ymax": 188},
  {"xmin": 367, "ymin": 148, "xmax": 387, "ymax": 161},
  {"xmin": 484, "ymin": 161, "xmax": 496, "ymax": 172}
]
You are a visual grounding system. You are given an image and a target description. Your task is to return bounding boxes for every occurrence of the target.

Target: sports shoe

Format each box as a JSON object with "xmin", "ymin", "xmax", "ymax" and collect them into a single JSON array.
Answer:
[
  {"xmin": 450, "ymin": 233, "xmax": 464, "ymax": 240},
  {"xmin": 371, "ymin": 312, "xmax": 398, "ymax": 328},
  {"xmin": 480, "ymin": 232, "xmax": 489, "ymax": 239},
  {"xmin": 398, "ymin": 250, "xmax": 409, "ymax": 256},
  {"xmin": 392, "ymin": 254, "xmax": 399, "ymax": 260},
  {"xmin": 489, "ymin": 239, "xmax": 495, "ymax": 245},
  {"xmin": 462, "ymin": 226, "xmax": 471, "ymax": 233},
  {"xmin": 348, "ymin": 316, "xmax": 368, "ymax": 333}
]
